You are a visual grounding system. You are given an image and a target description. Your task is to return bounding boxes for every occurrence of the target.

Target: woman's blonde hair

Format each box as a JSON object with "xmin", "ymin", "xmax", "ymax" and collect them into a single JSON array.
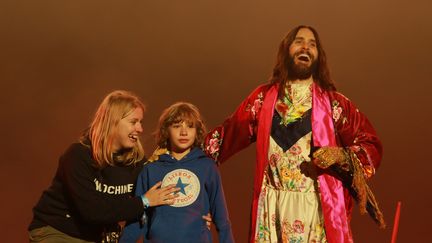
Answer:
[
  {"xmin": 154, "ymin": 102, "xmax": 206, "ymax": 150},
  {"xmin": 81, "ymin": 90, "xmax": 146, "ymax": 168}
]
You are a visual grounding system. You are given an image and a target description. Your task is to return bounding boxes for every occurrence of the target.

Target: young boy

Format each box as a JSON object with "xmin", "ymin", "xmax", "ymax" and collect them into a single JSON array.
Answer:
[{"xmin": 120, "ymin": 102, "xmax": 234, "ymax": 243}]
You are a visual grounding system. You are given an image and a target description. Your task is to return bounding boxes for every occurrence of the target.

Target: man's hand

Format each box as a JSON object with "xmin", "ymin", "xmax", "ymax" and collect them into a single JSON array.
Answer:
[
  {"xmin": 202, "ymin": 213, "xmax": 212, "ymax": 230},
  {"xmin": 312, "ymin": 146, "xmax": 349, "ymax": 170}
]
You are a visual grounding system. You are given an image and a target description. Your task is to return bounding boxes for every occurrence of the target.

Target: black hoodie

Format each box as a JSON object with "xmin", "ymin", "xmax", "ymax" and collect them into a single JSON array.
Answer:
[{"xmin": 29, "ymin": 142, "xmax": 145, "ymax": 242}]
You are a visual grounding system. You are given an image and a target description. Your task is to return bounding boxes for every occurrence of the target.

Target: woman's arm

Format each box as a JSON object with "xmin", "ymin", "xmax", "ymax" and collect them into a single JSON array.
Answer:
[{"xmin": 60, "ymin": 144, "xmax": 144, "ymax": 224}]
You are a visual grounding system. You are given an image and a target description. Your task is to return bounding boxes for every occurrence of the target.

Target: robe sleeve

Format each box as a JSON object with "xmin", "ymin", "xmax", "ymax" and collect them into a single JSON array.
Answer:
[
  {"xmin": 331, "ymin": 92, "xmax": 383, "ymax": 178},
  {"xmin": 204, "ymin": 84, "xmax": 269, "ymax": 164}
]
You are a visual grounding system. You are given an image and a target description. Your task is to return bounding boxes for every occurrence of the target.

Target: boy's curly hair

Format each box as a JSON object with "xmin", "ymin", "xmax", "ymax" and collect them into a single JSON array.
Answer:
[{"xmin": 154, "ymin": 102, "xmax": 207, "ymax": 150}]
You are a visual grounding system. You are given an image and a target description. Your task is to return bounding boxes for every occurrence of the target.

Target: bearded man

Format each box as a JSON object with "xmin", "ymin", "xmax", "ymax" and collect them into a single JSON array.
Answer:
[{"xmin": 204, "ymin": 25, "xmax": 384, "ymax": 243}]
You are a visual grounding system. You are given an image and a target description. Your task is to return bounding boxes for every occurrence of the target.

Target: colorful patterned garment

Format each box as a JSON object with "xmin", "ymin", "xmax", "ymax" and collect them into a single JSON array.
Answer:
[
  {"xmin": 255, "ymin": 81, "xmax": 326, "ymax": 242},
  {"xmin": 204, "ymin": 82, "xmax": 383, "ymax": 243}
]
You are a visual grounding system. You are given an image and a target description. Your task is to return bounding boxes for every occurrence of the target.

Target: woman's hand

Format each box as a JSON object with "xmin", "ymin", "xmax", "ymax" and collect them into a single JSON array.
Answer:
[
  {"xmin": 202, "ymin": 213, "xmax": 212, "ymax": 230},
  {"xmin": 144, "ymin": 181, "xmax": 179, "ymax": 207}
]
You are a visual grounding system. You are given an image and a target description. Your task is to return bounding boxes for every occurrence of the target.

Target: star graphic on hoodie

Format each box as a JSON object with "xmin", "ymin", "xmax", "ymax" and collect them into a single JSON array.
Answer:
[{"xmin": 175, "ymin": 177, "xmax": 190, "ymax": 196}]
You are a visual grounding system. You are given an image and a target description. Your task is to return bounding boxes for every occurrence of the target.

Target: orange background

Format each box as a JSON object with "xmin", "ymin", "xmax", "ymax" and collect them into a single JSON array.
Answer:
[{"xmin": 1, "ymin": 1, "xmax": 431, "ymax": 242}]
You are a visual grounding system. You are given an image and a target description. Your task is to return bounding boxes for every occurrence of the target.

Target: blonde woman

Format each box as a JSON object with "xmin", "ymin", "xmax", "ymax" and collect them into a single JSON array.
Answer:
[{"xmin": 28, "ymin": 90, "xmax": 178, "ymax": 243}]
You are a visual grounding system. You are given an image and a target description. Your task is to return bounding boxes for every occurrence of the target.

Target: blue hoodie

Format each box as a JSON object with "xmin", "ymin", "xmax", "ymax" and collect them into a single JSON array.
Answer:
[{"xmin": 120, "ymin": 147, "xmax": 234, "ymax": 243}]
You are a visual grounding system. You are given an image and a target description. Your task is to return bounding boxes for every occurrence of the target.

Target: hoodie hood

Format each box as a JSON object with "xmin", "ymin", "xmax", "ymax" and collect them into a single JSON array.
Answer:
[{"xmin": 158, "ymin": 147, "xmax": 207, "ymax": 164}]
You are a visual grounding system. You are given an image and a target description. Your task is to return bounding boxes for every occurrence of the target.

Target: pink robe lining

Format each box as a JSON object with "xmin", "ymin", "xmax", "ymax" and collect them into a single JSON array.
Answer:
[{"xmin": 253, "ymin": 83, "xmax": 352, "ymax": 243}]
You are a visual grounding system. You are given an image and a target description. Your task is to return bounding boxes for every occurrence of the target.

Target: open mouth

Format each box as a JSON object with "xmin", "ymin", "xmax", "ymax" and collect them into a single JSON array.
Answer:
[
  {"xmin": 128, "ymin": 134, "xmax": 138, "ymax": 142},
  {"xmin": 297, "ymin": 53, "xmax": 310, "ymax": 62}
]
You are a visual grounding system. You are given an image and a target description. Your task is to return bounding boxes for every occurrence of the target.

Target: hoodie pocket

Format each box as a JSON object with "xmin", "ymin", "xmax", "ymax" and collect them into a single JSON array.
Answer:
[
  {"xmin": 147, "ymin": 212, "xmax": 162, "ymax": 240},
  {"xmin": 148, "ymin": 210, "xmax": 212, "ymax": 243}
]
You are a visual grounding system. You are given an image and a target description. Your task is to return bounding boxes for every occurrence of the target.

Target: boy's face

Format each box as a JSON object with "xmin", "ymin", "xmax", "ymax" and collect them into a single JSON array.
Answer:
[{"xmin": 168, "ymin": 120, "xmax": 196, "ymax": 156}]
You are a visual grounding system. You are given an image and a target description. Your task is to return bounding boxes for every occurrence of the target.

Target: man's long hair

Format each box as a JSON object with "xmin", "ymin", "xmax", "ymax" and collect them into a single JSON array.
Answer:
[{"xmin": 269, "ymin": 25, "xmax": 336, "ymax": 95}]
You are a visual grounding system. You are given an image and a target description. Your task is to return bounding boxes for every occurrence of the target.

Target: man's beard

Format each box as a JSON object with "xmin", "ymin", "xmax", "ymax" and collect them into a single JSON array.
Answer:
[{"xmin": 286, "ymin": 53, "xmax": 318, "ymax": 80}]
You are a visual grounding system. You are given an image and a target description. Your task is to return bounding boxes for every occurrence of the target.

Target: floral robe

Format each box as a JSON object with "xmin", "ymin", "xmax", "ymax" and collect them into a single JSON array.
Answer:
[{"xmin": 205, "ymin": 82, "xmax": 382, "ymax": 243}]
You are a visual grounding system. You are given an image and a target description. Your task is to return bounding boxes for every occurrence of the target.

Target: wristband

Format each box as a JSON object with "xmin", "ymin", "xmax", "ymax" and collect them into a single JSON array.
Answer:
[{"xmin": 141, "ymin": 195, "xmax": 150, "ymax": 209}]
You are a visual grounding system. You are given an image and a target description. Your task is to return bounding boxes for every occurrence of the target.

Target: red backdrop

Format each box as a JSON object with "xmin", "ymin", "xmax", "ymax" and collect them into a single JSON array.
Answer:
[{"xmin": 1, "ymin": 1, "xmax": 431, "ymax": 242}]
